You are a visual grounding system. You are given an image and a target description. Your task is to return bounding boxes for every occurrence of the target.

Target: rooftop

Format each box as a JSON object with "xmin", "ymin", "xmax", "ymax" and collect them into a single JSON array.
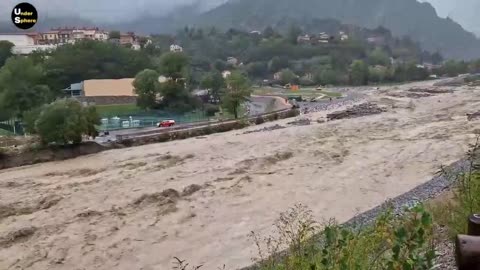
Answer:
[{"xmin": 83, "ymin": 78, "xmax": 136, "ymax": 97}]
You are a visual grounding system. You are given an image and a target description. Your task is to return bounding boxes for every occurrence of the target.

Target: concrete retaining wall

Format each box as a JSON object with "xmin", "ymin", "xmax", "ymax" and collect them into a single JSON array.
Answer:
[
  {"xmin": 0, "ymin": 108, "xmax": 299, "ymax": 170},
  {"xmin": 118, "ymin": 108, "xmax": 300, "ymax": 147},
  {"xmin": 0, "ymin": 142, "xmax": 110, "ymax": 170}
]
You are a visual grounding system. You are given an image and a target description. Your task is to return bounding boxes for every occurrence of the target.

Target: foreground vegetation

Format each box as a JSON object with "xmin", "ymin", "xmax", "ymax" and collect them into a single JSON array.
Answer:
[{"xmin": 173, "ymin": 138, "xmax": 480, "ymax": 270}]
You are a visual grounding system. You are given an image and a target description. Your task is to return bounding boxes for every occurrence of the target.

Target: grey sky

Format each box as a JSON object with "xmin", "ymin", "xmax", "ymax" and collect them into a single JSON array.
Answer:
[{"xmin": 1, "ymin": 0, "xmax": 227, "ymax": 22}]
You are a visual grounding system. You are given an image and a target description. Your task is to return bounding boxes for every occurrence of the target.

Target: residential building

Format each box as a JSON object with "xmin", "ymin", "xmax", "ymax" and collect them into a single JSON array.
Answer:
[
  {"xmin": 222, "ymin": 70, "xmax": 232, "ymax": 79},
  {"xmin": 317, "ymin": 32, "xmax": 330, "ymax": 43},
  {"xmin": 250, "ymin": 30, "xmax": 261, "ymax": 35},
  {"xmin": 82, "ymin": 78, "xmax": 136, "ymax": 97},
  {"xmin": 82, "ymin": 28, "xmax": 96, "ymax": 40},
  {"xmin": 170, "ymin": 44, "xmax": 183, "ymax": 52},
  {"xmin": 227, "ymin": 57, "xmax": 238, "ymax": 66},
  {"xmin": 72, "ymin": 29, "xmax": 86, "ymax": 41},
  {"xmin": 367, "ymin": 36, "xmax": 386, "ymax": 46},
  {"xmin": 57, "ymin": 29, "xmax": 72, "ymax": 44},
  {"xmin": 339, "ymin": 31, "xmax": 349, "ymax": 41},
  {"xmin": 42, "ymin": 30, "xmax": 59, "ymax": 44},
  {"xmin": 297, "ymin": 34, "xmax": 311, "ymax": 43},
  {"xmin": 120, "ymin": 32, "xmax": 135, "ymax": 45},
  {"xmin": 63, "ymin": 82, "xmax": 84, "ymax": 97},
  {"xmin": 94, "ymin": 30, "xmax": 109, "ymax": 41},
  {"xmin": 158, "ymin": 76, "xmax": 168, "ymax": 83},
  {"xmin": 67, "ymin": 78, "xmax": 138, "ymax": 105}
]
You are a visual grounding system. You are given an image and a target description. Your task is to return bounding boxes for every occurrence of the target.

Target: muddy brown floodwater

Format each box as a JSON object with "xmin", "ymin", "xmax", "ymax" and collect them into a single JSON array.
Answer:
[{"xmin": 0, "ymin": 80, "xmax": 479, "ymax": 270}]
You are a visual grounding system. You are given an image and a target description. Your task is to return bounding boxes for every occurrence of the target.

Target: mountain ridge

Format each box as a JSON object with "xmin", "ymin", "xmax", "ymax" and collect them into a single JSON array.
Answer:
[{"xmin": 191, "ymin": 0, "xmax": 480, "ymax": 59}]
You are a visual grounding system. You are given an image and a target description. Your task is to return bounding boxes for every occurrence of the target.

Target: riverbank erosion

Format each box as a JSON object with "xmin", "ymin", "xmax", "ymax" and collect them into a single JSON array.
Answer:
[{"xmin": 0, "ymin": 81, "xmax": 479, "ymax": 270}]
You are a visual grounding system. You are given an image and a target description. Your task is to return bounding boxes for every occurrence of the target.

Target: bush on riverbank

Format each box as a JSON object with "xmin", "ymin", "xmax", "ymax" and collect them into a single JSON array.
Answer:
[
  {"xmin": 248, "ymin": 204, "xmax": 435, "ymax": 270},
  {"xmin": 429, "ymin": 137, "xmax": 480, "ymax": 238}
]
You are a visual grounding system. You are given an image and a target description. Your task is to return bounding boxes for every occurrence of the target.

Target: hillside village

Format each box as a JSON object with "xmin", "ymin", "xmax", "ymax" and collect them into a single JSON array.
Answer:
[{"xmin": 0, "ymin": 27, "xmax": 155, "ymax": 54}]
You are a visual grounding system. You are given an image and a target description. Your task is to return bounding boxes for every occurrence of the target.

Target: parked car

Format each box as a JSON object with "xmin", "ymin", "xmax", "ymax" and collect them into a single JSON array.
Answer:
[{"xmin": 157, "ymin": 119, "xmax": 176, "ymax": 128}]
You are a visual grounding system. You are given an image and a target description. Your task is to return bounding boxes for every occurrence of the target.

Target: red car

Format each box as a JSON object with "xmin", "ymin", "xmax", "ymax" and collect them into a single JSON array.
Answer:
[{"xmin": 157, "ymin": 119, "xmax": 176, "ymax": 128}]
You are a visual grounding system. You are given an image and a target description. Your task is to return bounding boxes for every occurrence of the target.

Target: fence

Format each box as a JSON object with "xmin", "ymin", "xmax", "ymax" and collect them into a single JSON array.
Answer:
[
  {"xmin": 0, "ymin": 119, "xmax": 24, "ymax": 136},
  {"xmin": 98, "ymin": 110, "xmax": 211, "ymax": 132},
  {"xmin": 456, "ymin": 214, "xmax": 480, "ymax": 269}
]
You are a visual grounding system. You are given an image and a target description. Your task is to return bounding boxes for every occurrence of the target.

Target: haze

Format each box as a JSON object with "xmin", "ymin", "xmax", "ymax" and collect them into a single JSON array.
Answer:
[{"xmin": 0, "ymin": 0, "xmax": 478, "ymax": 35}]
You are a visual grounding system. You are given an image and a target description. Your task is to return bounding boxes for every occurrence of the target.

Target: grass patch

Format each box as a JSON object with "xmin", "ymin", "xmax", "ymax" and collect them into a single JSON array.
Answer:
[
  {"xmin": 428, "ymin": 137, "xmax": 480, "ymax": 238},
  {"xmin": 95, "ymin": 104, "xmax": 143, "ymax": 117},
  {"xmin": 253, "ymin": 87, "xmax": 342, "ymax": 100},
  {"xmin": 0, "ymin": 129, "xmax": 13, "ymax": 136}
]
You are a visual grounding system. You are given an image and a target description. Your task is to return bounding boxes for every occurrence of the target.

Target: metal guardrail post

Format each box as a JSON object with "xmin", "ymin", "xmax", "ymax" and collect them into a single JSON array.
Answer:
[{"xmin": 456, "ymin": 214, "xmax": 480, "ymax": 270}]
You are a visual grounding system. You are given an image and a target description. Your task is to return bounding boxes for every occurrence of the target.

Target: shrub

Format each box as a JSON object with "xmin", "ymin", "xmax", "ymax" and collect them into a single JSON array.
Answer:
[
  {"xmin": 429, "ymin": 137, "xmax": 480, "ymax": 237},
  {"xmin": 255, "ymin": 116, "xmax": 265, "ymax": 125},
  {"xmin": 35, "ymin": 99, "xmax": 100, "ymax": 145},
  {"xmin": 204, "ymin": 104, "xmax": 220, "ymax": 117},
  {"xmin": 250, "ymin": 204, "xmax": 435, "ymax": 270}
]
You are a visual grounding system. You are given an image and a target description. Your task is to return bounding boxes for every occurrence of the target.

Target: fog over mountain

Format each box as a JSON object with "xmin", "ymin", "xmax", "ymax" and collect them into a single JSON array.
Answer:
[
  {"xmin": 1, "ymin": 0, "xmax": 479, "ymax": 58},
  {"xmin": 0, "ymin": 0, "xmax": 227, "ymax": 23},
  {"xmin": 0, "ymin": 0, "xmax": 477, "ymax": 35},
  {"xmin": 422, "ymin": 0, "xmax": 480, "ymax": 36}
]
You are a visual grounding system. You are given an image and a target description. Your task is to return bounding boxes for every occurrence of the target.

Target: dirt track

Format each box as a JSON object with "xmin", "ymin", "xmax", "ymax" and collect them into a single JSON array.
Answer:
[{"xmin": 0, "ymin": 81, "xmax": 479, "ymax": 270}]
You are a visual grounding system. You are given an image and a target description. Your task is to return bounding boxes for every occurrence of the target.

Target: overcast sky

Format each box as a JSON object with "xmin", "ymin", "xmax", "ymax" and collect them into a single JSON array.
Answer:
[
  {"xmin": 1, "ymin": 0, "xmax": 478, "ymax": 34},
  {"xmin": 1, "ymin": 0, "xmax": 227, "ymax": 22}
]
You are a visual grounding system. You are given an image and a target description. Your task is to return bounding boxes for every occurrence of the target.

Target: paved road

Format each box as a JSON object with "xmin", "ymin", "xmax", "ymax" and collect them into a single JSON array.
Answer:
[{"xmin": 298, "ymin": 90, "xmax": 366, "ymax": 114}]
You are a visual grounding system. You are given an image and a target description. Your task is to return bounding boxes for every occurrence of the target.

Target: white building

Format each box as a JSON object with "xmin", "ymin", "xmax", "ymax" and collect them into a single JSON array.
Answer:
[
  {"xmin": 0, "ymin": 33, "xmax": 56, "ymax": 55},
  {"xmin": 227, "ymin": 57, "xmax": 238, "ymax": 66},
  {"xmin": 12, "ymin": 44, "xmax": 57, "ymax": 55},
  {"xmin": 132, "ymin": 43, "xmax": 141, "ymax": 50},
  {"xmin": 170, "ymin": 44, "xmax": 183, "ymax": 52},
  {"xmin": 0, "ymin": 33, "xmax": 35, "ymax": 46},
  {"xmin": 222, "ymin": 70, "xmax": 232, "ymax": 79},
  {"xmin": 94, "ymin": 30, "xmax": 109, "ymax": 41},
  {"xmin": 339, "ymin": 31, "xmax": 349, "ymax": 41},
  {"xmin": 72, "ymin": 29, "xmax": 85, "ymax": 40}
]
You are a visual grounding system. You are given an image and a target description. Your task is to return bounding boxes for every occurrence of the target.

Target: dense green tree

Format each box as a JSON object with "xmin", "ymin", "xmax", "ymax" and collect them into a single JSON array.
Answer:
[
  {"xmin": 469, "ymin": 59, "xmax": 480, "ymax": 74},
  {"xmin": 279, "ymin": 69, "xmax": 296, "ymax": 85},
  {"xmin": 155, "ymin": 52, "xmax": 196, "ymax": 112},
  {"xmin": 0, "ymin": 41, "xmax": 14, "ymax": 68},
  {"xmin": 431, "ymin": 51, "xmax": 444, "ymax": 65},
  {"xmin": 368, "ymin": 48, "xmax": 390, "ymax": 66},
  {"xmin": 0, "ymin": 57, "xmax": 53, "ymax": 118},
  {"xmin": 245, "ymin": 62, "xmax": 268, "ymax": 78},
  {"xmin": 200, "ymin": 71, "xmax": 225, "ymax": 104},
  {"xmin": 314, "ymin": 66, "xmax": 338, "ymax": 85},
  {"xmin": 45, "ymin": 40, "xmax": 151, "ymax": 90},
  {"xmin": 263, "ymin": 26, "xmax": 275, "ymax": 39},
  {"xmin": 268, "ymin": 56, "xmax": 290, "ymax": 72},
  {"xmin": 158, "ymin": 52, "xmax": 189, "ymax": 80},
  {"xmin": 350, "ymin": 60, "xmax": 369, "ymax": 85},
  {"xmin": 35, "ymin": 99, "xmax": 100, "ymax": 145},
  {"xmin": 213, "ymin": 59, "xmax": 228, "ymax": 71},
  {"xmin": 443, "ymin": 60, "xmax": 468, "ymax": 77},
  {"xmin": 368, "ymin": 66, "xmax": 388, "ymax": 83},
  {"xmin": 133, "ymin": 69, "xmax": 161, "ymax": 109},
  {"xmin": 222, "ymin": 72, "xmax": 252, "ymax": 119},
  {"xmin": 287, "ymin": 24, "xmax": 302, "ymax": 45}
]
